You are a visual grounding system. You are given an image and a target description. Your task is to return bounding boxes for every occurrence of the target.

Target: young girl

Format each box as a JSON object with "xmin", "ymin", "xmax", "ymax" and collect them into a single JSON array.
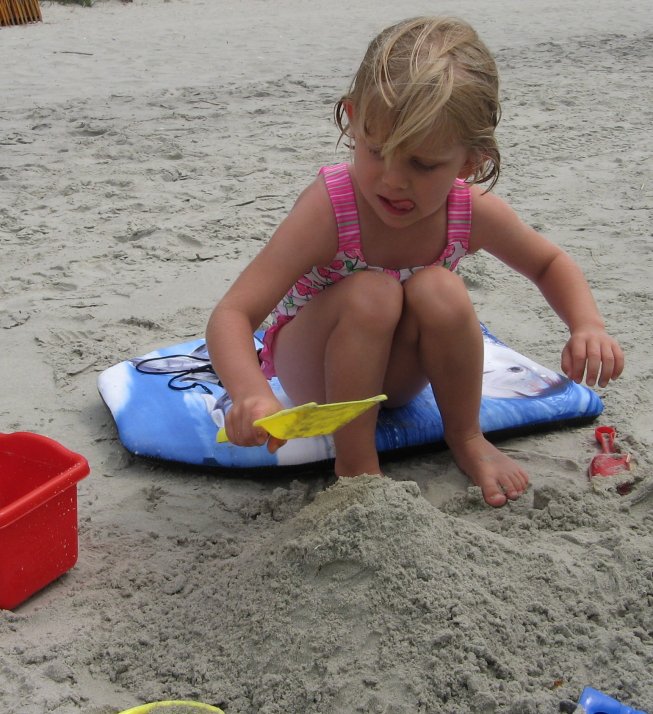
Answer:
[{"xmin": 206, "ymin": 16, "xmax": 624, "ymax": 507}]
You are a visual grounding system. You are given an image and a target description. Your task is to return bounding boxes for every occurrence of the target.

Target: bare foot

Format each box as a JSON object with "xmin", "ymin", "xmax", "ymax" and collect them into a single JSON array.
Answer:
[{"xmin": 447, "ymin": 432, "xmax": 529, "ymax": 507}]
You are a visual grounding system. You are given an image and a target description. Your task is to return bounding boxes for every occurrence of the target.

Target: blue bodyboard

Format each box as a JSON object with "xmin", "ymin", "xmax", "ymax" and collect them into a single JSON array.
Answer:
[{"xmin": 97, "ymin": 325, "xmax": 603, "ymax": 469}]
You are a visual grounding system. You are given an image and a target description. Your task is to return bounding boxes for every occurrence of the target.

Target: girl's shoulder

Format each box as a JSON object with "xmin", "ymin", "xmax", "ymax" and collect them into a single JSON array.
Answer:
[
  {"xmin": 467, "ymin": 185, "xmax": 562, "ymax": 272},
  {"xmin": 467, "ymin": 184, "xmax": 522, "ymax": 253},
  {"xmin": 290, "ymin": 171, "xmax": 339, "ymax": 230},
  {"xmin": 268, "ymin": 171, "xmax": 339, "ymax": 266}
]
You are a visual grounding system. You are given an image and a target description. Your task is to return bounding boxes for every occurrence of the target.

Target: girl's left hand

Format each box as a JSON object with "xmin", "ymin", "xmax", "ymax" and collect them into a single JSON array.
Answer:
[{"xmin": 561, "ymin": 328, "xmax": 624, "ymax": 388}]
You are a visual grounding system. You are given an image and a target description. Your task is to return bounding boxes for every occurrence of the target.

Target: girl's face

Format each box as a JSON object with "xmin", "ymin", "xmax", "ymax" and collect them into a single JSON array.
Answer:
[{"xmin": 350, "ymin": 124, "xmax": 474, "ymax": 229}]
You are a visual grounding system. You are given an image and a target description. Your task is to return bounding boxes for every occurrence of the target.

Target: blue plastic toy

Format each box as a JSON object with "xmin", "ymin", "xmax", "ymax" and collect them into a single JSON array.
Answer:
[{"xmin": 578, "ymin": 687, "xmax": 647, "ymax": 714}]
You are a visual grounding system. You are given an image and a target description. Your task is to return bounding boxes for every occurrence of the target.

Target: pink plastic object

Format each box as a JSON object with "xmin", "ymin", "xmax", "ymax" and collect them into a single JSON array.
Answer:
[
  {"xmin": 0, "ymin": 432, "xmax": 90, "ymax": 609},
  {"xmin": 588, "ymin": 426, "xmax": 634, "ymax": 496},
  {"xmin": 589, "ymin": 425, "xmax": 632, "ymax": 477}
]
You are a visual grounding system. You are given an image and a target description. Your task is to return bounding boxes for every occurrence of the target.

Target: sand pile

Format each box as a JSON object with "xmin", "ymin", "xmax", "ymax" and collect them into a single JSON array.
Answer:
[{"xmin": 34, "ymin": 477, "xmax": 649, "ymax": 714}]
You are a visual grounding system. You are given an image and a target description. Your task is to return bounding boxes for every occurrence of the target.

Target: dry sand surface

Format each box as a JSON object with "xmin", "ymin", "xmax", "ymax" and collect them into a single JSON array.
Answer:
[{"xmin": 1, "ymin": 0, "xmax": 652, "ymax": 712}]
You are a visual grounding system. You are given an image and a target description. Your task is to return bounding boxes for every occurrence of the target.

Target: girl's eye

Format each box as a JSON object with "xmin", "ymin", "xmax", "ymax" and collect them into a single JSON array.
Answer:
[
  {"xmin": 411, "ymin": 158, "xmax": 439, "ymax": 171},
  {"xmin": 368, "ymin": 146, "xmax": 382, "ymax": 158}
]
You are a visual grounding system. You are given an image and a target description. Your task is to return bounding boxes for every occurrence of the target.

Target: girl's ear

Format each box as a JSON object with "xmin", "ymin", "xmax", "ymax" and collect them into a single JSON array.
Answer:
[
  {"xmin": 343, "ymin": 101, "xmax": 355, "ymax": 124},
  {"xmin": 457, "ymin": 151, "xmax": 481, "ymax": 180}
]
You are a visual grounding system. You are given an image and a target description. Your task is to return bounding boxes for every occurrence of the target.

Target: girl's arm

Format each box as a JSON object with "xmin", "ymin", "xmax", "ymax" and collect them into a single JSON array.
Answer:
[
  {"xmin": 468, "ymin": 187, "xmax": 624, "ymax": 387},
  {"xmin": 206, "ymin": 176, "xmax": 338, "ymax": 449}
]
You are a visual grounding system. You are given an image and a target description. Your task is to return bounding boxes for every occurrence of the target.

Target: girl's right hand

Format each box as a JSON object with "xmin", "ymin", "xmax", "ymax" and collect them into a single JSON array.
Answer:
[{"xmin": 224, "ymin": 394, "xmax": 287, "ymax": 454}]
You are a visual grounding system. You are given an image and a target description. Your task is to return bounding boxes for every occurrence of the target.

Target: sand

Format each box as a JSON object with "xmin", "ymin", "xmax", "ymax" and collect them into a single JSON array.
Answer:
[{"xmin": 1, "ymin": 1, "xmax": 652, "ymax": 712}]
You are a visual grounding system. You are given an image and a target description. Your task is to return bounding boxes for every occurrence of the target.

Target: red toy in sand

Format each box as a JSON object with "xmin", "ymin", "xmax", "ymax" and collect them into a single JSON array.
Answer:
[{"xmin": 588, "ymin": 426, "xmax": 633, "ymax": 495}]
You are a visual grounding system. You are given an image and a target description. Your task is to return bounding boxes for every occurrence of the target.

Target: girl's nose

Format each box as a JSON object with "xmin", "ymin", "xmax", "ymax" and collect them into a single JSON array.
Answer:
[{"xmin": 381, "ymin": 159, "xmax": 408, "ymax": 190}]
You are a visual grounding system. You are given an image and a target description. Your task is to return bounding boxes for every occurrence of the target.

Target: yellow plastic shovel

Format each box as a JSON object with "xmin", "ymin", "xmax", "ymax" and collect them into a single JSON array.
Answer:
[
  {"xmin": 118, "ymin": 701, "xmax": 224, "ymax": 714},
  {"xmin": 216, "ymin": 394, "xmax": 387, "ymax": 443}
]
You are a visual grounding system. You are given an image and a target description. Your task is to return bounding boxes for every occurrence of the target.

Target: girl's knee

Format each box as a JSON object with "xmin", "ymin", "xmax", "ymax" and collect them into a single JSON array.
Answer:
[
  {"xmin": 344, "ymin": 270, "xmax": 404, "ymax": 328},
  {"xmin": 404, "ymin": 267, "xmax": 474, "ymax": 326}
]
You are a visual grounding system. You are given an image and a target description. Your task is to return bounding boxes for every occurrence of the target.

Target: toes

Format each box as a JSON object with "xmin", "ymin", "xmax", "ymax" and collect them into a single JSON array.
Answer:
[
  {"xmin": 483, "ymin": 470, "xmax": 528, "ymax": 506},
  {"xmin": 483, "ymin": 486, "xmax": 508, "ymax": 508},
  {"xmin": 504, "ymin": 470, "xmax": 529, "ymax": 499}
]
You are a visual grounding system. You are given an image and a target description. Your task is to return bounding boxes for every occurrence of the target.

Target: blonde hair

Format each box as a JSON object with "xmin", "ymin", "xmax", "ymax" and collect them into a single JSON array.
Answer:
[{"xmin": 335, "ymin": 17, "xmax": 502, "ymax": 188}]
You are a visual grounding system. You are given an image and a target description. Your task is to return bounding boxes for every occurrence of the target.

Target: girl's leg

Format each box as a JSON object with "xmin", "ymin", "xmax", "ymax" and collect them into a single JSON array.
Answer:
[
  {"xmin": 273, "ymin": 270, "xmax": 404, "ymax": 477},
  {"xmin": 384, "ymin": 267, "xmax": 529, "ymax": 507}
]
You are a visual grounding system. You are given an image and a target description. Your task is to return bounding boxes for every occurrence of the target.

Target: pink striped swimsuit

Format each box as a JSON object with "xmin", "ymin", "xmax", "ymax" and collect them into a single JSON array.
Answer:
[{"xmin": 259, "ymin": 162, "xmax": 471, "ymax": 378}]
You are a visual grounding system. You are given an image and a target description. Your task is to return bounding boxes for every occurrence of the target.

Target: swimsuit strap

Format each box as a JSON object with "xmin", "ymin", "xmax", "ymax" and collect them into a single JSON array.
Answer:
[
  {"xmin": 320, "ymin": 164, "xmax": 471, "ymax": 260},
  {"xmin": 446, "ymin": 179, "xmax": 472, "ymax": 252},
  {"xmin": 319, "ymin": 164, "xmax": 361, "ymax": 252}
]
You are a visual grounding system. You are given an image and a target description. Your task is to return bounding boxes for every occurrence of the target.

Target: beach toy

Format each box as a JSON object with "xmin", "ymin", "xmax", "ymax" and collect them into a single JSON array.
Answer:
[
  {"xmin": 118, "ymin": 702, "xmax": 224, "ymax": 714},
  {"xmin": 0, "ymin": 432, "xmax": 90, "ymax": 610},
  {"xmin": 575, "ymin": 686, "xmax": 648, "ymax": 714},
  {"xmin": 98, "ymin": 325, "xmax": 604, "ymax": 470},
  {"xmin": 216, "ymin": 394, "xmax": 387, "ymax": 443},
  {"xmin": 588, "ymin": 426, "xmax": 634, "ymax": 494}
]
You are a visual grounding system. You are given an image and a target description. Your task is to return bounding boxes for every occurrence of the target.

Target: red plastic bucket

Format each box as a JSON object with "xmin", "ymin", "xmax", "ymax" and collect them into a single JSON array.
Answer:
[{"xmin": 0, "ymin": 432, "xmax": 90, "ymax": 609}]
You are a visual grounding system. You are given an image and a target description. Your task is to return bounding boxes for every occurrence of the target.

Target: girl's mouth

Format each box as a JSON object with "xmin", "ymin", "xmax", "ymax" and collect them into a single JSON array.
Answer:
[{"xmin": 379, "ymin": 195, "xmax": 415, "ymax": 215}]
